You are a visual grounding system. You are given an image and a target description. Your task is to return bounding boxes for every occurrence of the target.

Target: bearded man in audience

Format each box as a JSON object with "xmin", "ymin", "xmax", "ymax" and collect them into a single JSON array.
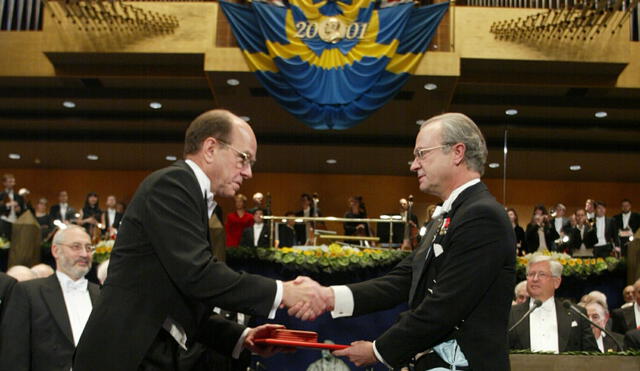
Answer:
[
  {"xmin": 508, "ymin": 255, "xmax": 597, "ymax": 352},
  {"xmin": 0, "ymin": 225, "xmax": 100, "ymax": 371}
]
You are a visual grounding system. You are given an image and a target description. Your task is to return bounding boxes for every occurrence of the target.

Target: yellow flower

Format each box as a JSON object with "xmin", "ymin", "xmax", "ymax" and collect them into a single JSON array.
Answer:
[
  {"xmin": 559, "ymin": 258, "xmax": 567, "ymax": 265},
  {"xmin": 575, "ymin": 259, "xmax": 582, "ymax": 265},
  {"xmin": 590, "ymin": 258, "xmax": 596, "ymax": 265},
  {"xmin": 303, "ymin": 251, "xmax": 314, "ymax": 256},
  {"xmin": 584, "ymin": 259, "xmax": 591, "ymax": 265},
  {"xmin": 596, "ymin": 257, "xmax": 605, "ymax": 263},
  {"xmin": 568, "ymin": 260, "xmax": 576, "ymax": 266}
]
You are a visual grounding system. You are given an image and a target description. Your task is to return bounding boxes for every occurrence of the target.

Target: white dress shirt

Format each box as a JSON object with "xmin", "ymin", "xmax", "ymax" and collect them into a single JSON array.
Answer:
[
  {"xmin": 529, "ymin": 297, "xmax": 559, "ymax": 353},
  {"xmin": 253, "ymin": 223, "xmax": 264, "ymax": 246},
  {"xmin": 634, "ymin": 302, "xmax": 640, "ymax": 328},
  {"xmin": 595, "ymin": 216, "xmax": 606, "ymax": 246},
  {"xmin": 595, "ymin": 332, "xmax": 606, "ymax": 353},
  {"xmin": 170, "ymin": 160, "xmax": 282, "ymax": 355},
  {"xmin": 107, "ymin": 208, "xmax": 116, "ymax": 228},
  {"xmin": 56, "ymin": 271, "xmax": 92, "ymax": 346},
  {"xmin": 331, "ymin": 178, "xmax": 481, "ymax": 366},
  {"xmin": 554, "ymin": 218, "xmax": 564, "ymax": 234},
  {"xmin": 622, "ymin": 212, "xmax": 630, "ymax": 229},
  {"xmin": 60, "ymin": 203, "xmax": 68, "ymax": 222}
]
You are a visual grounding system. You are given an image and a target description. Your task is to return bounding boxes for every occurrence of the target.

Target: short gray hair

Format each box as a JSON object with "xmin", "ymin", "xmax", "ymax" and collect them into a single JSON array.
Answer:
[
  {"xmin": 514, "ymin": 280, "xmax": 528, "ymax": 296},
  {"xmin": 52, "ymin": 225, "xmax": 89, "ymax": 246},
  {"xmin": 526, "ymin": 255, "xmax": 563, "ymax": 277},
  {"xmin": 422, "ymin": 113, "xmax": 488, "ymax": 176}
]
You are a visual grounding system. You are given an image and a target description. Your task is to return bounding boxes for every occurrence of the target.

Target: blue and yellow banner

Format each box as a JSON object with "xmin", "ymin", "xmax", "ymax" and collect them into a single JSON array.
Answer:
[{"xmin": 219, "ymin": 0, "xmax": 449, "ymax": 129}]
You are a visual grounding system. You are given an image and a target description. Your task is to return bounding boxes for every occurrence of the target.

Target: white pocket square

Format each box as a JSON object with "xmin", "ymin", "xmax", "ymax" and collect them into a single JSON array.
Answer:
[
  {"xmin": 571, "ymin": 320, "xmax": 578, "ymax": 327},
  {"xmin": 434, "ymin": 244, "xmax": 444, "ymax": 257}
]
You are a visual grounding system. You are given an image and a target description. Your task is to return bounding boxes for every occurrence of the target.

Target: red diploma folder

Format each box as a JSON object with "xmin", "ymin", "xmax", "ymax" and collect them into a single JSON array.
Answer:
[{"xmin": 253, "ymin": 329, "xmax": 349, "ymax": 350}]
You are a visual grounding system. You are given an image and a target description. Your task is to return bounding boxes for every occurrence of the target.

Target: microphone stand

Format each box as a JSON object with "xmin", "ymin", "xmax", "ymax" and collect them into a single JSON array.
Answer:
[
  {"xmin": 509, "ymin": 299, "xmax": 543, "ymax": 332},
  {"xmin": 562, "ymin": 300, "xmax": 624, "ymax": 351}
]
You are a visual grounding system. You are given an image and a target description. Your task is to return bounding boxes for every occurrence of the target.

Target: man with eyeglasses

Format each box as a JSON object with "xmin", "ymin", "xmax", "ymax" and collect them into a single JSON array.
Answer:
[
  {"xmin": 304, "ymin": 113, "xmax": 515, "ymax": 371},
  {"xmin": 74, "ymin": 109, "xmax": 328, "ymax": 371},
  {"xmin": 508, "ymin": 255, "xmax": 597, "ymax": 353},
  {"xmin": 0, "ymin": 225, "xmax": 100, "ymax": 371}
]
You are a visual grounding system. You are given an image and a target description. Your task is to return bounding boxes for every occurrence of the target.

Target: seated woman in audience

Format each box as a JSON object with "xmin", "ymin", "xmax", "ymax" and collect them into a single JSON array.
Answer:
[
  {"xmin": 507, "ymin": 207, "xmax": 526, "ymax": 255},
  {"xmin": 78, "ymin": 192, "xmax": 102, "ymax": 238},
  {"xmin": 225, "ymin": 194, "xmax": 253, "ymax": 247},
  {"xmin": 343, "ymin": 195, "xmax": 370, "ymax": 237}
]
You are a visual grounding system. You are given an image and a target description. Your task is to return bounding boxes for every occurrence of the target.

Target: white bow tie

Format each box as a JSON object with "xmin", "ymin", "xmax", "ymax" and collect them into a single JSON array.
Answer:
[{"xmin": 64, "ymin": 278, "xmax": 88, "ymax": 293}]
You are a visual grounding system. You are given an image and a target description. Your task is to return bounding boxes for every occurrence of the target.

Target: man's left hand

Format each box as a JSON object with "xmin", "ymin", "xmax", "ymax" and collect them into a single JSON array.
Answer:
[
  {"xmin": 333, "ymin": 340, "xmax": 378, "ymax": 366},
  {"xmin": 243, "ymin": 324, "xmax": 292, "ymax": 357}
]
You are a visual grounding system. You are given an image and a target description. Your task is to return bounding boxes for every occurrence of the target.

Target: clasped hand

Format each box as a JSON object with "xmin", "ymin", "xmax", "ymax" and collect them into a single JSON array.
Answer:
[{"xmin": 282, "ymin": 276, "xmax": 334, "ymax": 321}]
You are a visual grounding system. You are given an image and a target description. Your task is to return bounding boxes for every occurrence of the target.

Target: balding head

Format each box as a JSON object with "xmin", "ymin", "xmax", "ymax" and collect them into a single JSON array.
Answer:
[
  {"xmin": 7, "ymin": 265, "xmax": 37, "ymax": 282},
  {"xmin": 31, "ymin": 264, "xmax": 55, "ymax": 278}
]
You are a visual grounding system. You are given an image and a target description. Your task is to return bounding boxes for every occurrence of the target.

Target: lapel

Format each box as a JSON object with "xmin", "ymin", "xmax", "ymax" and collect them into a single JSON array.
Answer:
[
  {"xmin": 409, "ymin": 217, "xmax": 443, "ymax": 304},
  {"xmin": 555, "ymin": 298, "xmax": 572, "ymax": 352},
  {"xmin": 516, "ymin": 300, "xmax": 531, "ymax": 349},
  {"xmin": 408, "ymin": 182, "xmax": 487, "ymax": 305},
  {"xmin": 88, "ymin": 282, "xmax": 100, "ymax": 304},
  {"xmin": 624, "ymin": 306, "xmax": 637, "ymax": 328},
  {"xmin": 40, "ymin": 275, "xmax": 74, "ymax": 346},
  {"xmin": 174, "ymin": 160, "xmax": 210, "ymax": 236}
]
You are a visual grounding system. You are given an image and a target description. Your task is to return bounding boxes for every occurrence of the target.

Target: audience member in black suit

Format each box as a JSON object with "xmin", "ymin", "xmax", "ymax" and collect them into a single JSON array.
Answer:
[
  {"xmin": 49, "ymin": 190, "xmax": 77, "ymax": 224},
  {"xmin": 343, "ymin": 196, "xmax": 370, "ymax": 237},
  {"xmin": 0, "ymin": 272, "xmax": 16, "ymax": 320},
  {"xmin": 314, "ymin": 113, "xmax": 516, "ymax": 370},
  {"xmin": 613, "ymin": 198, "xmax": 640, "ymax": 254},
  {"xmin": 624, "ymin": 328, "xmax": 640, "ymax": 350},
  {"xmin": 0, "ymin": 225, "xmax": 100, "ymax": 371},
  {"xmin": 585, "ymin": 201, "xmax": 617, "ymax": 258},
  {"xmin": 567, "ymin": 208, "xmax": 593, "ymax": 256},
  {"xmin": 101, "ymin": 195, "xmax": 123, "ymax": 238},
  {"xmin": 612, "ymin": 278, "xmax": 640, "ymax": 334},
  {"xmin": 508, "ymin": 255, "xmax": 598, "ymax": 353},
  {"xmin": 277, "ymin": 211, "xmax": 299, "ymax": 247},
  {"xmin": 73, "ymin": 109, "xmax": 326, "ymax": 371},
  {"xmin": 507, "ymin": 207, "xmax": 526, "ymax": 255},
  {"xmin": 585, "ymin": 301, "xmax": 624, "ymax": 352},
  {"xmin": 78, "ymin": 192, "xmax": 102, "ymax": 237},
  {"xmin": 550, "ymin": 203, "xmax": 572, "ymax": 237},
  {"xmin": 0, "ymin": 173, "xmax": 26, "ymax": 238},
  {"xmin": 525, "ymin": 212, "xmax": 559, "ymax": 253},
  {"xmin": 239, "ymin": 209, "xmax": 270, "ymax": 248},
  {"xmin": 295, "ymin": 193, "xmax": 321, "ymax": 245}
]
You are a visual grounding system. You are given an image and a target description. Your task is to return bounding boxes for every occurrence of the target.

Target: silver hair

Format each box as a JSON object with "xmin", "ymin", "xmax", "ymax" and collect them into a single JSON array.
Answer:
[
  {"xmin": 52, "ymin": 225, "xmax": 89, "ymax": 246},
  {"xmin": 526, "ymin": 255, "xmax": 563, "ymax": 277},
  {"xmin": 514, "ymin": 280, "xmax": 528, "ymax": 296},
  {"xmin": 421, "ymin": 113, "xmax": 488, "ymax": 176}
]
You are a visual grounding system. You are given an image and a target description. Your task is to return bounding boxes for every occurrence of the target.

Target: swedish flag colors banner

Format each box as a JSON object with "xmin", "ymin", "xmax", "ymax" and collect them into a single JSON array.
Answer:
[{"xmin": 219, "ymin": 0, "xmax": 450, "ymax": 130}]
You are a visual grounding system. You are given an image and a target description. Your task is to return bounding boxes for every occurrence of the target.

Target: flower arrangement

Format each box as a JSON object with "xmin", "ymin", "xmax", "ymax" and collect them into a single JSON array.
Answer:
[
  {"xmin": 228, "ymin": 243, "xmax": 410, "ymax": 273},
  {"xmin": 93, "ymin": 240, "xmax": 115, "ymax": 264},
  {"xmin": 516, "ymin": 251, "xmax": 624, "ymax": 279}
]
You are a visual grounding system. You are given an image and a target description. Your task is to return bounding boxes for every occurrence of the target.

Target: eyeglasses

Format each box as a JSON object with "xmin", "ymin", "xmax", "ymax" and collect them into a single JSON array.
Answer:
[
  {"xmin": 526, "ymin": 271, "xmax": 553, "ymax": 280},
  {"xmin": 59, "ymin": 243, "xmax": 96, "ymax": 253},
  {"xmin": 413, "ymin": 144, "xmax": 449, "ymax": 160},
  {"xmin": 216, "ymin": 139, "xmax": 255, "ymax": 168}
]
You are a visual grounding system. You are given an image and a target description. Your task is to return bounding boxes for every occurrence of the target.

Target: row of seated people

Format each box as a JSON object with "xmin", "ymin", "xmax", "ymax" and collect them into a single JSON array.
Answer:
[
  {"xmin": 507, "ymin": 198, "xmax": 639, "ymax": 257},
  {"xmin": 508, "ymin": 255, "xmax": 640, "ymax": 353}
]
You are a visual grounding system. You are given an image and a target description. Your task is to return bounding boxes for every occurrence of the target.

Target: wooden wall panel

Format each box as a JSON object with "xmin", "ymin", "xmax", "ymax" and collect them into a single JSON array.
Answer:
[{"xmin": 1, "ymin": 168, "xmax": 638, "ymax": 231}]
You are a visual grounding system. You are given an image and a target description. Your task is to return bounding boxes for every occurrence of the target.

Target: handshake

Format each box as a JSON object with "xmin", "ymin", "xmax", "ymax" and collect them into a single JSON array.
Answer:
[{"xmin": 281, "ymin": 276, "xmax": 335, "ymax": 321}]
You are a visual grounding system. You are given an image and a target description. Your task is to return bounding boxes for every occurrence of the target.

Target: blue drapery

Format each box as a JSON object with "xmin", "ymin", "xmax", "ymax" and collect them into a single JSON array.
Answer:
[{"xmin": 219, "ymin": 0, "xmax": 449, "ymax": 130}]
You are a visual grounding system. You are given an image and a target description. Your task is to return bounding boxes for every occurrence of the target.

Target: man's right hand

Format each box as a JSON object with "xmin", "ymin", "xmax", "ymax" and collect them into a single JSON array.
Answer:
[{"xmin": 282, "ymin": 276, "xmax": 334, "ymax": 321}]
